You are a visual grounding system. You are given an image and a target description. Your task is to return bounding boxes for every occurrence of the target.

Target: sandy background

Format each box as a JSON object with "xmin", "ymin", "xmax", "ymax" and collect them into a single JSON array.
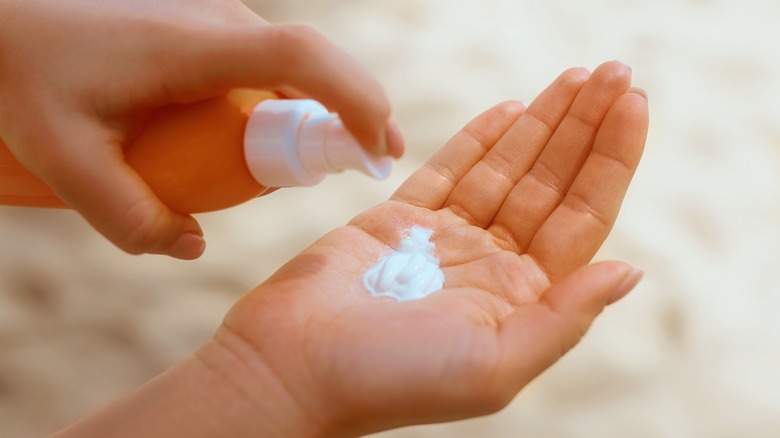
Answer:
[{"xmin": 3, "ymin": 0, "xmax": 780, "ymax": 436}]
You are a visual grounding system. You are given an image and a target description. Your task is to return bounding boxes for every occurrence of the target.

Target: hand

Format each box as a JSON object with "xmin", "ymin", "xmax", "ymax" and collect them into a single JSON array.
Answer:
[
  {"xmin": 0, "ymin": 0, "xmax": 402, "ymax": 260},
  {"xmin": 214, "ymin": 61, "xmax": 649, "ymax": 436}
]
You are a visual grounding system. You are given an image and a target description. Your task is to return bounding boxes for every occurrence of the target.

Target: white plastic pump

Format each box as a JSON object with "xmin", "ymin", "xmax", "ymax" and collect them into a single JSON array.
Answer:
[{"xmin": 244, "ymin": 99, "xmax": 393, "ymax": 187}]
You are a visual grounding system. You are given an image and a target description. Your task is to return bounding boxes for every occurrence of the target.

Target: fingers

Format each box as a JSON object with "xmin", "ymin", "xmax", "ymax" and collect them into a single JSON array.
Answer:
[
  {"xmin": 165, "ymin": 23, "xmax": 403, "ymax": 157},
  {"xmin": 495, "ymin": 261, "xmax": 642, "ymax": 392},
  {"xmin": 527, "ymin": 90, "xmax": 649, "ymax": 280},
  {"xmin": 441, "ymin": 68, "xmax": 590, "ymax": 227},
  {"xmin": 26, "ymin": 115, "xmax": 206, "ymax": 260},
  {"xmin": 489, "ymin": 61, "xmax": 632, "ymax": 251},
  {"xmin": 391, "ymin": 100, "xmax": 525, "ymax": 210}
]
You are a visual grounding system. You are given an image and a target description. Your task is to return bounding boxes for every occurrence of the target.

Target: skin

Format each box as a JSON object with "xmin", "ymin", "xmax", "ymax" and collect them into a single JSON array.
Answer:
[
  {"xmin": 0, "ymin": 0, "xmax": 403, "ymax": 260},
  {"xmin": 52, "ymin": 61, "xmax": 650, "ymax": 437}
]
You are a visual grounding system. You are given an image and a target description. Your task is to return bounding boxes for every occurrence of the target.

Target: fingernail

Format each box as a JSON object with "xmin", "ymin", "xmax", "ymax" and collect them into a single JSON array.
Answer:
[
  {"xmin": 608, "ymin": 267, "xmax": 644, "ymax": 304},
  {"xmin": 384, "ymin": 118, "xmax": 405, "ymax": 158},
  {"xmin": 628, "ymin": 86, "xmax": 648, "ymax": 102},
  {"xmin": 165, "ymin": 231, "xmax": 206, "ymax": 260},
  {"xmin": 617, "ymin": 60, "xmax": 632, "ymax": 73}
]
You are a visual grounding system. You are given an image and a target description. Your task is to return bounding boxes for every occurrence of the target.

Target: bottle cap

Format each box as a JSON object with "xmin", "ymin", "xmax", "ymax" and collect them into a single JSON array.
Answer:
[{"xmin": 244, "ymin": 99, "xmax": 392, "ymax": 187}]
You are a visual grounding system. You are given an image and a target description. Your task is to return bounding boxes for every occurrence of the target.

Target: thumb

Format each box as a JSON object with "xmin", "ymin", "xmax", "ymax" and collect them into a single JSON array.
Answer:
[
  {"xmin": 496, "ymin": 261, "xmax": 643, "ymax": 391},
  {"xmin": 20, "ymin": 116, "xmax": 205, "ymax": 260}
]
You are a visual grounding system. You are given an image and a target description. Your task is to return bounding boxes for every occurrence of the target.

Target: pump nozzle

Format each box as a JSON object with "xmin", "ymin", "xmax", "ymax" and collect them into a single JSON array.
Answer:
[
  {"xmin": 244, "ymin": 99, "xmax": 393, "ymax": 188},
  {"xmin": 298, "ymin": 112, "xmax": 391, "ymax": 180}
]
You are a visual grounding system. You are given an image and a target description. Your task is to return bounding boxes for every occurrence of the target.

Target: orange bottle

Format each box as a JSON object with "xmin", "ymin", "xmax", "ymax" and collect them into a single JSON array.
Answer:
[{"xmin": 0, "ymin": 90, "xmax": 392, "ymax": 213}]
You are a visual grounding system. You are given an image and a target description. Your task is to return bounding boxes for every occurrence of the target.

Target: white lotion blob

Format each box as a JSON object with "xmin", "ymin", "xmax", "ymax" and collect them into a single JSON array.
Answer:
[{"xmin": 363, "ymin": 226, "xmax": 444, "ymax": 301}]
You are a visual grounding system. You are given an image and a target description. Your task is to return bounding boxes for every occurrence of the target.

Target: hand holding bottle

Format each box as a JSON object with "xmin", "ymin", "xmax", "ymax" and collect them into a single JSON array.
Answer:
[{"xmin": 0, "ymin": 0, "xmax": 403, "ymax": 260}]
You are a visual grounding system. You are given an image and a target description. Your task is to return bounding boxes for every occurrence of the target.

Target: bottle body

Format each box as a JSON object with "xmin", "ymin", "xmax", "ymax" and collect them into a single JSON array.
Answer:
[
  {"xmin": 0, "ymin": 90, "xmax": 275, "ymax": 213},
  {"xmin": 125, "ymin": 89, "xmax": 276, "ymax": 213},
  {"xmin": 0, "ymin": 89, "xmax": 391, "ymax": 214}
]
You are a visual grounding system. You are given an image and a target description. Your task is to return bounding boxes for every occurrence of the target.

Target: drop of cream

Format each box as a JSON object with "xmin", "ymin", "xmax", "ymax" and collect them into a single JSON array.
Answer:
[{"xmin": 363, "ymin": 226, "xmax": 444, "ymax": 301}]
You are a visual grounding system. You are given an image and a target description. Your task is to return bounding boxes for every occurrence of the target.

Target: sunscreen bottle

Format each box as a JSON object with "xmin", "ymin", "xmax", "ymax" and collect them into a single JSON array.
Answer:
[{"xmin": 0, "ymin": 90, "xmax": 392, "ymax": 213}]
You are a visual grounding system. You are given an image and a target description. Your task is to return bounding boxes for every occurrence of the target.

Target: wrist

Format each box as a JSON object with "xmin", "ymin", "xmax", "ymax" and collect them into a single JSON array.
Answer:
[
  {"xmin": 197, "ymin": 326, "xmax": 331, "ymax": 437},
  {"xmin": 51, "ymin": 328, "xmax": 327, "ymax": 438}
]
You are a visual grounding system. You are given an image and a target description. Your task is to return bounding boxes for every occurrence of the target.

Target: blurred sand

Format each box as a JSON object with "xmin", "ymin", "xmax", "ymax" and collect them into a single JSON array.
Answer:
[{"xmin": 3, "ymin": 0, "xmax": 780, "ymax": 436}]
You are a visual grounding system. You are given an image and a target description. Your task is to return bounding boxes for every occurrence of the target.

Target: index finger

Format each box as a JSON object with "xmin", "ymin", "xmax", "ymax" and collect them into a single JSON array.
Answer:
[
  {"xmin": 164, "ymin": 23, "xmax": 402, "ymax": 157},
  {"xmin": 391, "ymin": 101, "xmax": 525, "ymax": 210}
]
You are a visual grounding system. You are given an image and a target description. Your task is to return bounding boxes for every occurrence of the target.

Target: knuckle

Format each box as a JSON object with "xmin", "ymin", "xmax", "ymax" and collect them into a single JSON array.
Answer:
[
  {"xmin": 566, "ymin": 191, "xmax": 612, "ymax": 231},
  {"xmin": 270, "ymin": 24, "xmax": 324, "ymax": 64},
  {"xmin": 529, "ymin": 159, "xmax": 565, "ymax": 198},
  {"xmin": 484, "ymin": 148, "xmax": 516, "ymax": 185},
  {"xmin": 117, "ymin": 197, "xmax": 172, "ymax": 254}
]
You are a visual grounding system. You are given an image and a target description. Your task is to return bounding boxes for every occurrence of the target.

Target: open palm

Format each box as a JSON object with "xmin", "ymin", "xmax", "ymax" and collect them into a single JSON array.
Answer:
[{"xmin": 219, "ymin": 61, "xmax": 649, "ymax": 436}]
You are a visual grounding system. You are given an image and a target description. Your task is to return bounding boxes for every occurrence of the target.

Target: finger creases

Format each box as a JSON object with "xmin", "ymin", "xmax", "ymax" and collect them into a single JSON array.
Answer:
[
  {"xmin": 489, "ymin": 60, "xmax": 633, "ymax": 251},
  {"xmin": 526, "ymin": 90, "xmax": 649, "ymax": 281},
  {"xmin": 441, "ymin": 66, "xmax": 591, "ymax": 229},
  {"xmin": 391, "ymin": 100, "xmax": 525, "ymax": 210}
]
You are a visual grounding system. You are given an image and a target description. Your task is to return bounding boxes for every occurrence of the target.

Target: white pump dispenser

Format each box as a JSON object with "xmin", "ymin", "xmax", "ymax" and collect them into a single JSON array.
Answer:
[{"xmin": 244, "ymin": 99, "xmax": 392, "ymax": 187}]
